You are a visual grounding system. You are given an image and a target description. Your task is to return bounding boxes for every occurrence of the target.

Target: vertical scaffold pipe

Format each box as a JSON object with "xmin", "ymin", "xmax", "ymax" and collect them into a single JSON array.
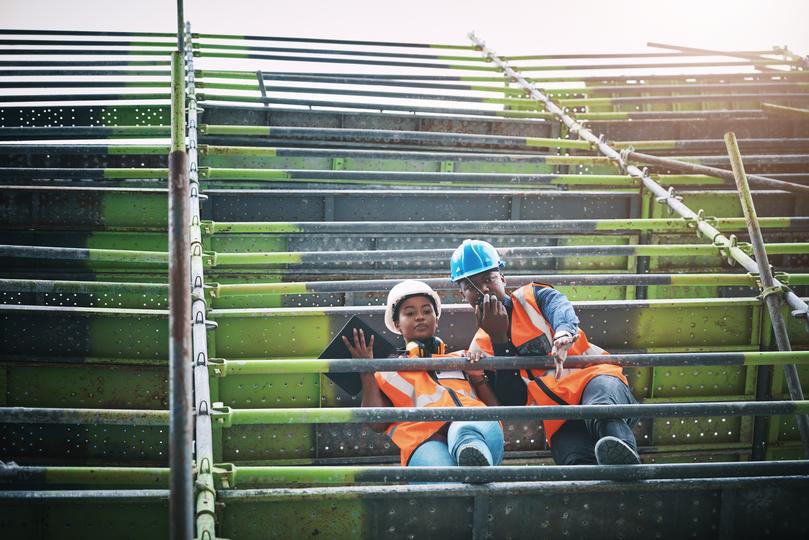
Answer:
[
  {"xmin": 467, "ymin": 34, "xmax": 809, "ymax": 329},
  {"xmin": 724, "ymin": 132, "xmax": 809, "ymax": 456},
  {"xmin": 185, "ymin": 22, "xmax": 218, "ymax": 540},
  {"xmin": 169, "ymin": 49, "xmax": 192, "ymax": 540}
]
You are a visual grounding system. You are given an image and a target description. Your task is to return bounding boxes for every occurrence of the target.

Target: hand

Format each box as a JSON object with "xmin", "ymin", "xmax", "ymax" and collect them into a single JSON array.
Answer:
[
  {"xmin": 465, "ymin": 349, "xmax": 486, "ymax": 378},
  {"xmin": 475, "ymin": 293, "xmax": 509, "ymax": 343},
  {"xmin": 550, "ymin": 333, "xmax": 575, "ymax": 379},
  {"xmin": 342, "ymin": 328, "xmax": 375, "ymax": 359}
]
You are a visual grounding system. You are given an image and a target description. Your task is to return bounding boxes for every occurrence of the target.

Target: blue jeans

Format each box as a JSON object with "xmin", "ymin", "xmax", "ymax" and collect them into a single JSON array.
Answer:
[
  {"xmin": 409, "ymin": 420, "xmax": 504, "ymax": 466},
  {"xmin": 550, "ymin": 375, "xmax": 639, "ymax": 465}
]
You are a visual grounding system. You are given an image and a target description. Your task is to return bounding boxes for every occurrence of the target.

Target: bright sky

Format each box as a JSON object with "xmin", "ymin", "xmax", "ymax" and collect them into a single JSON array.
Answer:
[{"xmin": 4, "ymin": 0, "xmax": 809, "ymax": 56}]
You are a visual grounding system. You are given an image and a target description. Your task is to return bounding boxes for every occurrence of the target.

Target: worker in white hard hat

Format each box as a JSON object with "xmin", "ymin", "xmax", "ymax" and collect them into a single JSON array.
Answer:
[{"xmin": 343, "ymin": 279, "xmax": 504, "ymax": 467}]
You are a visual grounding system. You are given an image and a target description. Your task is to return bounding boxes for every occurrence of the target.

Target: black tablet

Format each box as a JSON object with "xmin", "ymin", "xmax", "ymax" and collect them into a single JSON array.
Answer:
[{"xmin": 319, "ymin": 315, "xmax": 398, "ymax": 396}]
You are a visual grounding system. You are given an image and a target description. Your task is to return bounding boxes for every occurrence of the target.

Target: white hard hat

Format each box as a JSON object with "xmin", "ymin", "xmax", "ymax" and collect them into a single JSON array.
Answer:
[{"xmin": 384, "ymin": 280, "xmax": 442, "ymax": 334}]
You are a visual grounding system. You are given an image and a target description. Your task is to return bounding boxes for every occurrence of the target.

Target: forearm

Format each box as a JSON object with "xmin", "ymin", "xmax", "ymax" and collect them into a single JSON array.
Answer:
[
  {"xmin": 470, "ymin": 376, "xmax": 500, "ymax": 406},
  {"xmin": 360, "ymin": 373, "xmax": 392, "ymax": 432},
  {"xmin": 535, "ymin": 287, "xmax": 579, "ymax": 335}
]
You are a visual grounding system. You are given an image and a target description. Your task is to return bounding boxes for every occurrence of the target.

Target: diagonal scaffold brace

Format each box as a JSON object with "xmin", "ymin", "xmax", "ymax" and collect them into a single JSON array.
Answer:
[{"xmin": 469, "ymin": 32, "xmax": 809, "ymax": 457}]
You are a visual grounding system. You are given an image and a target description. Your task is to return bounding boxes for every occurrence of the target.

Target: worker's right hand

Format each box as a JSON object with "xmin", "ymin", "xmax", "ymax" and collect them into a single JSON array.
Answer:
[
  {"xmin": 342, "ymin": 328, "xmax": 375, "ymax": 359},
  {"xmin": 475, "ymin": 293, "xmax": 509, "ymax": 343}
]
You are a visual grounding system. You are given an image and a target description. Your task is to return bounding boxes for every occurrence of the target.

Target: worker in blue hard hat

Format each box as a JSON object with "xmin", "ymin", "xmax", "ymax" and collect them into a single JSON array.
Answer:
[{"xmin": 450, "ymin": 239, "xmax": 640, "ymax": 466}]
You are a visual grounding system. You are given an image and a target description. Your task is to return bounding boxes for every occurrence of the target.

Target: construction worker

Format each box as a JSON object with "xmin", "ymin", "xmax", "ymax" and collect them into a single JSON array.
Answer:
[
  {"xmin": 449, "ymin": 239, "xmax": 640, "ymax": 465},
  {"xmin": 343, "ymin": 279, "xmax": 504, "ymax": 468}
]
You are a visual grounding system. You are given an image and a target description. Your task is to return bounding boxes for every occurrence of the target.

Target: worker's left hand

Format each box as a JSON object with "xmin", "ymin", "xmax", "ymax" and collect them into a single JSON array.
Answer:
[{"xmin": 550, "ymin": 332, "xmax": 575, "ymax": 379}]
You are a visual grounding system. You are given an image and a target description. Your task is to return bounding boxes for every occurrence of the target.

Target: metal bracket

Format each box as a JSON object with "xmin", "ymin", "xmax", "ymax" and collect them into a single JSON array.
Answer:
[
  {"xmin": 191, "ymin": 242, "xmax": 203, "ymax": 257},
  {"xmin": 757, "ymin": 284, "xmax": 789, "ymax": 302},
  {"xmin": 202, "ymin": 251, "xmax": 217, "ymax": 267},
  {"xmin": 196, "ymin": 352, "xmax": 207, "ymax": 367},
  {"xmin": 617, "ymin": 146, "xmax": 634, "ymax": 175},
  {"xmin": 208, "ymin": 358, "xmax": 227, "ymax": 377},
  {"xmin": 655, "ymin": 186, "xmax": 683, "ymax": 215},
  {"xmin": 205, "ymin": 319, "xmax": 218, "ymax": 331},
  {"xmin": 211, "ymin": 403, "xmax": 233, "ymax": 428},
  {"xmin": 201, "ymin": 220, "xmax": 215, "ymax": 235},
  {"xmin": 213, "ymin": 463, "xmax": 236, "ymax": 489},
  {"xmin": 198, "ymin": 400, "xmax": 210, "ymax": 416},
  {"xmin": 205, "ymin": 282, "xmax": 220, "ymax": 299}
]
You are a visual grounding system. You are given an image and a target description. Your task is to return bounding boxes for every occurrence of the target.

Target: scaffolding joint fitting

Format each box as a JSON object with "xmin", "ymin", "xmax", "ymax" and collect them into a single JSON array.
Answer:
[
  {"xmin": 208, "ymin": 358, "xmax": 227, "ymax": 377},
  {"xmin": 617, "ymin": 147, "xmax": 634, "ymax": 174},
  {"xmin": 211, "ymin": 403, "xmax": 232, "ymax": 428},
  {"xmin": 213, "ymin": 463, "xmax": 236, "ymax": 489},
  {"xmin": 757, "ymin": 284, "xmax": 789, "ymax": 302},
  {"xmin": 655, "ymin": 186, "xmax": 683, "ymax": 216},
  {"xmin": 202, "ymin": 251, "xmax": 217, "ymax": 268},
  {"xmin": 201, "ymin": 220, "xmax": 215, "ymax": 235}
]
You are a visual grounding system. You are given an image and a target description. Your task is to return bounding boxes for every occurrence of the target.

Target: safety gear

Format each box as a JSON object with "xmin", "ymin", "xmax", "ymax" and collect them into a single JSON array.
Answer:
[
  {"xmin": 384, "ymin": 280, "xmax": 442, "ymax": 334},
  {"xmin": 405, "ymin": 337, "xmax": 446, "ymax": 357},
  {"xmin": 471, "ymin": 283, "xmax": 625, "ymax": 444},
  {"xmin": 374, "ymin": 349, "xmax": 489, "ymax": 465},
  {"xmin": 449, "ymin": 239, "xmax": 505, "ymax": 283}
]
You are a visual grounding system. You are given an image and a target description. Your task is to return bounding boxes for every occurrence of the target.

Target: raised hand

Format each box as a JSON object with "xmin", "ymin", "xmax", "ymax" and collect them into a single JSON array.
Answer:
[
  {"xmin": 475, "ymin": 293, "xmax": 509, "ymax": 343},
  {"xmin": 550, "ymin": 333, "xmax": 575, "ymax": 379},
  {"xmin": 342, "ymin": 328, "xmax": 375, "ymax": 359},
  {"xmin": 465, "ymin": 349, "xmax": 486, "ymax": 378}
]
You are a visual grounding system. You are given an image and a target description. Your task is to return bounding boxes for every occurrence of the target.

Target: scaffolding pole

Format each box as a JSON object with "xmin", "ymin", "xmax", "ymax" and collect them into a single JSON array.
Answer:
[{"xmin": 724, "ymin": 132, "xmax": 809, "ymax": 456}]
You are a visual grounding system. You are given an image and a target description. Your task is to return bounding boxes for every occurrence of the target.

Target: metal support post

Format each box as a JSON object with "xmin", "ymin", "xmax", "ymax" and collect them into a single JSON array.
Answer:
[
  {"xmin": 184, "ymin": 22, "xmax": 218, "ymax": 540},
  {"xmin": 169, "ymin": 49, "xmax": 192, "ymax": 540},
  {"xmin": 724, "ymin": 132, "xmax": 809, "ymax": 456}
]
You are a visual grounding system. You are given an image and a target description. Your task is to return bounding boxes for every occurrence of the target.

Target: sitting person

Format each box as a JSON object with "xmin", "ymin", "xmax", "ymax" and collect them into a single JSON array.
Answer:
[
  {"xmin": 449, "ymin": 239, "xmax": 640, "ymax": 466},
  {"xmin": 343, "ymin": 279, "xmax": 504, "ymax": 467}
]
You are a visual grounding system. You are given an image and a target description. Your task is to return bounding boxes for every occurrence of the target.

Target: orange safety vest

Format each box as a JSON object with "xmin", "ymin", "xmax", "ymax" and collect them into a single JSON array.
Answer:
[
  {"xmin": 472, "ymin": 283, "xmax": 626, "ymax": 444},
  {"xmin": 374, "ymin": 349, "xmax": 488, "ymax": 465}
]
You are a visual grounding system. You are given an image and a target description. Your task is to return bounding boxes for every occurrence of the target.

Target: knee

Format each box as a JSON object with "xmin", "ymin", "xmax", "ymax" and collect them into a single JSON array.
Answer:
[{"xmin": 583, "ymin": 375, "xmax": 634, "ymax": 405}]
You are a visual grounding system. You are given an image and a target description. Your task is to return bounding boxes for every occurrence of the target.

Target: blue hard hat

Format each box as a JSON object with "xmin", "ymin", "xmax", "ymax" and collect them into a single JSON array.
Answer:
[{"xmin": 449, "ymin": 239, "xmax": 505, "ymax": 282}]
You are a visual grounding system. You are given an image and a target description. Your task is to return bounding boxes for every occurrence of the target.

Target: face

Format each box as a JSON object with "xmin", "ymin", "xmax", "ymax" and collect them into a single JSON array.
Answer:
[
  {"xmin": 458, "ymin": 269, "xmax": 507, "ymax": 307},
  {"xmin": 394, "ymin": 295, "xmax": 439, "ymax": 342}
]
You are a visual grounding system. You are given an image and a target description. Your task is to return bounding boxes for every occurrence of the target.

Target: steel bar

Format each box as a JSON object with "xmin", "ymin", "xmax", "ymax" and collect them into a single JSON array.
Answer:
[
  {"xmin": 0, "ymin": 245, "xmax": 168, "ymax": 265},
  {"xmin": 0, "ymin": 407, "xmax": 169, "ymax": 425},
  {"xmin": 168, "ymin": 48, "xmax": 192, "ymax": 540},
  {"xmin": 613, "ymin": 137, "xmax": 809, "ymax": 152},
  {"xmin": 213, "ymin": 401, "xmax": 809, "ymax": 427},
  {"xmin": 625, "ymin": 150, "xmax": 809, "ymax": 196},
  {"xmin": 0, "ymin": 489, "xmax": 170, "ymax": 501},
  {"xmin": 222, "ymin": 461, "xmax": 809, "ymax": 486},
  {"xmin": 558, "ymin": 92, "xmax": 809, "ymax": 108},
  {"xmin": 725, "ymin": 131, "xmax": 809, "ymax": 456},
  {"xmin": 762, "ymin": 102, "xmax": 809, "ymax": 119},
  {"xmin": 0, "ymin": 48, "xmax": 173, "ymax": 56},
  {"xmin": 505, "ymin": 60, "xmax": 791, "ymax": 72},
  {"xmin": 503, "ymin": 49, "xmax": 782, "ymax": 61},
  {"xmin": 193, "ymin": 42, "xmax": 486, "ymax": 62},
  {"xmin": 217, "ymin": 475, "xmax": 809, "ymax": 500},
  {"xmin": 0, "ymin": 69, "xmax": 170, "ymax": 76},
  {"xmin": 0, "ymin": 81, "xmax": 170, "ymax": 89},
  {"xmin": 193, "ymin": 32, "xmax": 476, "ymax": 50},
  {"xmin": 198, "ymin": 125, "xmax": 589, "ymax": 150},
  {"xmin": 0, "ymin": 464, "xmax": 170, "ymax": 486},
  {"xmin": 646, "ymin": 42, "xmax": 782, "ymax": 64},
  {"xmin": 207, "ymin": 351, "xmax": 809, "ymax": 377},
  {"xmin": 198, "ymin": 81, "xmax": 536, "ymax": 107},
  {"xmin": 467, "ymin": 33, "xmax": 809, "ymax": 323},
  {"xmin": 0, "ymin": 278, "xmax": 168, "ymax": 295},
  {"xmin": 210, "ymin": 273, "xmax": 809, "ymax": 297},
  {"xmin": 184, "ymin": 22, "xmax": 217, "ymax": 540},
  {"xmin": 0, "ymin": 93, "xmax": 171, "ymax": 103},
  {"xmin": 0, "ymin": 60, "xmax": 171, "ymax": 67},
  {"xmin": 198, "ymin": 93, "xmax": 553, "ymax": 119},
  {"xmin": 0, "ymin": 38, "xmax": 176, "ymax": 48},
  {"xmin": 0, "ymin": 29, "xmax": 175, "ymax": 38},
  {"xmin": 201, "ymin": 217, "xmax": 809, "ymax": 235},
  {"xmin": 206, "ymin": 243, "xmax": 808, "ymax": 268}
]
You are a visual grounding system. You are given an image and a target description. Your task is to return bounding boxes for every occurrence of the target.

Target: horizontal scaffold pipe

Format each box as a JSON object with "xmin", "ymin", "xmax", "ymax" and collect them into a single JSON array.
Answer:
[
  {"xmin": 207, "ymin": 243, "xmax": 808, "ymax": 267},
  {"xmin": 626, "ymin": 151, "xmax": 809, "ymax": 196},
  {"xmin": 502, "ymin": 49, "xmax": 781, "ymax": 61},
  {"xmin": 0, "ymin": 489, "xmax": 170, "ymax": 501},
  {"xmin": 0, "ymin": 29, "xmax": 176, "ymax": 38},
  {"xmin": 208, "ymin": 351, "xmax": 809, "ymax": 377},
  {"xmin": 0, "ymin": 126, "xmax": 171, "ymax": 140},
  {"xmin": 222, "ymin": 461, "xmax": 809, "ymax": 486},
  {"xmin": 0, "ymin": 92, "xmax": 171, "ymax": 103},
  {"xmin": 211, "ymin": 401, "xmax": 809, "ymax": 426},
  {"xmin": 197, "ymin": 81, "xmax": 539, "ymax": 108},
  {"xmin": 192, "ymin": 42, "xmax": 487, "ymax": 62},
  {"xmin": 0, "ymin": 464, "xmax": 169, "ymax": 486},
  {"xmin": 211, "ymin": 273, "xmax": 809, "ymax": 297},
  {"xmin": 762, "ymin": 102, "xmax": 809, "ymax": 119},
  {"xmin": 0, "ymin": 69, "xmax": 170, "ymax": 77},
  {"xmin": 201, "ymin": 217, "xmax": 809, "ymax": 235},
  {"xmin": 557, "ymin": 92, "xmax": 809, "ymax": 108},
  {"xmin": 0, "ymin": 278, "xmax": 167, "ymax": 295},
  {"xmin": 0, "ymin": 48, "xmax": 172, "ymax": 56},
  {"xmin": 192, "ymin": 32, "xmax": 476, "ymax": 51},
  {"xmin": 198, "ymin": 93, "xmax": 554, "ymax": 120},
  {"xmin": 0, "ymin": 81, "xmax": 171, "ymax": 90},
  {"xmin": 196, "ymin": 50, "xmax": 502, "ymax": 72},
  {"xmin": 198, "ymin": 125, "xmax": 589, "ymax": 150},
  {"xmin": 0, "ymin": 407, "xmax": 168, "ymax": 425},
  {"xmin": 197, "ymin": 168, "xmax": 635, "ymax": 187},
  {"xmin": 0, "ymin": 168, "xmax": 167, "ymax": 180},
  {"xmin": 0, "ymin": 244, "xmax": 168, "ymax": 265},
  {"xmin": 613, "ymin": 137, "xmax": 809, "ymax": 152},
  {"xmin": 508, "ymin": 60, "xmax": 796, "ymax": 72},
  {"xmin": 0, "ymin": 38, "xmax": 177, "ymax": 48},
  {"xmin": 0, "ymin": 60, "xmax": 171, "ymax": 67}
]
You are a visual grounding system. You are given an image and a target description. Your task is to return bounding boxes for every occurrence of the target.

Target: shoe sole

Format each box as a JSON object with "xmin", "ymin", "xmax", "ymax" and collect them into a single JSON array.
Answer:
[
  {"xmin": 595, "ymin": 436, "xmax": 640, "ymax": 465},
  {"xmin": 457, "ymin": 445, "xmax": 491, "ymax": 466}
]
